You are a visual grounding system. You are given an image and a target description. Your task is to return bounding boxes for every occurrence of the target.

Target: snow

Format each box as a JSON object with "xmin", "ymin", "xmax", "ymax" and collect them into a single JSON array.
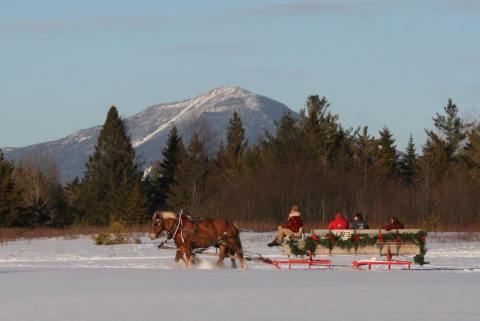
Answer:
[
  {"xmin": 131, "ymin": 86, "xmax": 264, "ymax": 148},
  {"xmin": 1, "ymin": 232, "xmax": 480, "ymax": 321},
  {"xmin": 1, "ymin": 147, "xmax": 15, "ymax": 153}
]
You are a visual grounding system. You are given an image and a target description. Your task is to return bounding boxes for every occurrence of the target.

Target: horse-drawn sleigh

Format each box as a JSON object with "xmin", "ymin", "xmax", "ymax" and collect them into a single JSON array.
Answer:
[{"xmin": 148, "ymin": 211, "xmax": 427, "ymax": 270}]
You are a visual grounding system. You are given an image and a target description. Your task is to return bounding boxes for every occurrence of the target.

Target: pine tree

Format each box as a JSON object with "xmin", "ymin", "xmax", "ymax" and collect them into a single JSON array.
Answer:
[
  {"xmin": 263, "ymin": 112, "xmax": 302, "ymax": 165},
  {"xmin": 464, "ymin": 125, "xmax": 480, "ymax": 181},
  {"xmin": 224, "ymin": 112, "xmax": 247, "ymax": 174},
  {"xmin": 424, "ymin": 99, "xmax": 469, "ymax": 175},
  {"xmin": 0, "ymin": 150, "xmax": 22, "ymax": 227},
  {"xmin": 355, "ymin": 126, "xmax": 376, "ymax": 178},
  {"xmin": 331, "ymin": 126, "xmax": 356, "ymax": 172},
  {"xmin": 148, "ymin": 126, "xmax": 185, "ymax": 211},
  {"xmin": 65, "ymin": 177, "xmax": 84, "ymax": 224},
  {"xmin": 374, "ymin": 127, "xmax": 399, "ymax": 181},
  {"xmin": 79, "ymin": 106, "xmax": 146, "ymax": 225},
  {"xmin": 167, "ymin": 132, "xmax": 210, "ymax": 213},
  {"xmin": 299, "ymin": 95, "xmax": 339, "ymax": 164},
  {"xmin": 275, "ymin": 112, "xmax": 299, "ymax": 144},
  {"xmin": 354, "ymin": 126, "xmax": 376, "ymax": 212},
  {"xmin": 400, "ymin": 134, "xmax": 419, "ymax": 185},
  {"xmin": 45, "ymin": 184, "xmax": 69, "ymax": 227},
  {"xmin": 215, "ymin": 142, "xmax": 228, "ymax": 171}
]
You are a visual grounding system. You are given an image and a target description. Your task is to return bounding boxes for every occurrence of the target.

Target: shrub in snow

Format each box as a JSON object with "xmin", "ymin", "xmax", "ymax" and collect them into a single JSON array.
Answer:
[{"xmin": 93, "ymin": 222, "xmax": 141, "ymax": 245}]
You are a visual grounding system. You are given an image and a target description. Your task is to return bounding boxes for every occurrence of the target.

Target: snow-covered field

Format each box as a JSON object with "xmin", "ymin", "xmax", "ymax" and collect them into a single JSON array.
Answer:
[{"xmin": 1, "ymin": 232, "xmax": 480, "ymax": 321}]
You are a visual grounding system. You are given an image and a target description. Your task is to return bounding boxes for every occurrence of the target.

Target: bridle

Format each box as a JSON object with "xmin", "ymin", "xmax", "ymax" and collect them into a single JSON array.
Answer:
[{"xmin": 153, "ymin": 210, "xmax": 185, "ymax": 248}]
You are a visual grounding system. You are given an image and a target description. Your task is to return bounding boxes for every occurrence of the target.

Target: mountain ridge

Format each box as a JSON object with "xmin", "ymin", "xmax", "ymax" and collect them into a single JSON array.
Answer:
[{"xmin": 4, "ymin": 86, "xmax": 296, "ymax": 183}]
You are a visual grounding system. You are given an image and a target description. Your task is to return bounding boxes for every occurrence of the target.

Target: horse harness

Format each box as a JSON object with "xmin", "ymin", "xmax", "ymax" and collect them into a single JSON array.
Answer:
[{"xmin": 160, "ymin": 214, "xmax": 230, "ymax": 252}]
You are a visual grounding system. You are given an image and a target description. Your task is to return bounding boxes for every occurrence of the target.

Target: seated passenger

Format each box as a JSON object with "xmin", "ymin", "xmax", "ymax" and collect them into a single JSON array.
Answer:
[
  {"xmin": 327, "ymin": 212, "xmax": 349, "ymax": 230},
  {"xmin": 349, "ymin": 213, "xmax": 369, "ymax": 230},
  {"xmin": 382, "ymin": 216, "xmax": 404, "ymax": 231},
  {"xmin": 268, "ymin": 205, "xmax": 303, "ymax": 247}
]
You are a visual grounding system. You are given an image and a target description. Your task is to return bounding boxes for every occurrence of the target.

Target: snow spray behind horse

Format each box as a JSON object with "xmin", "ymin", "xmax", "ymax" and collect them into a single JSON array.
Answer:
[{"xmin": 149, "ymin": 211, "xmax": 247, "ymax": 269}]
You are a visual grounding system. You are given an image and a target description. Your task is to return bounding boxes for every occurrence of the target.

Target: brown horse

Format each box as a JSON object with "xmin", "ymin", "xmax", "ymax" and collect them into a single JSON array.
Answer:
[{"xmin": 149, "ymin": 211, "xmax": 247, "ymax": 269}]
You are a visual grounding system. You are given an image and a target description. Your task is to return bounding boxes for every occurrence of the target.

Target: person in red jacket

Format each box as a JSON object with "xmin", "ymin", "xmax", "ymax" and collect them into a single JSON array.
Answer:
[
  {"xmin": 327, "ymin": 212, "xmax": 349, "ymax": 230},
  {"xmin": 382, "ymin": 216, "xmax": 404, "ymax": 231},
  {"xmin": 268, "ymin": 205, "xmax": 303, "ymax": 247}
]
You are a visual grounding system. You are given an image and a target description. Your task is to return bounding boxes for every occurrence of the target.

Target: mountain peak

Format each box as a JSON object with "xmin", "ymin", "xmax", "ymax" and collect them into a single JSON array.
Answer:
[{"xmin": 207, "ymin": 85, "xmax": 252, "ymax": 97}]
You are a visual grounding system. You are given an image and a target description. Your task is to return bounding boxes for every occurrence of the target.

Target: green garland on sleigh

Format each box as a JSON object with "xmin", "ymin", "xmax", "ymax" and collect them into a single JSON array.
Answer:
[{"xmin": 286, "ymin": 230, "xmax": 428, "ymax": 265}]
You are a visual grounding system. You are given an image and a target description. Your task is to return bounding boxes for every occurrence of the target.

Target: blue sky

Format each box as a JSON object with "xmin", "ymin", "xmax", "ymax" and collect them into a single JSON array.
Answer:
[{"xmin": 1, "ymin": 0, "xmax": 479, "ymax": 149}]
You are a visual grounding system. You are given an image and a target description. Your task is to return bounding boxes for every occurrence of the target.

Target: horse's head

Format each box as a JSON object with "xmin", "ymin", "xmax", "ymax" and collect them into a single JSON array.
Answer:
[{"xmin": 149, "ymin": 211, "xmax": 177, "ymax": 240}]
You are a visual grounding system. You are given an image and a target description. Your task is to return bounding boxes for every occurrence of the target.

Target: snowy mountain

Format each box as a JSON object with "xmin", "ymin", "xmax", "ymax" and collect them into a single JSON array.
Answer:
[{"xmin": 4, "ymin": 86, "xmax": 295, "ymax": 183}]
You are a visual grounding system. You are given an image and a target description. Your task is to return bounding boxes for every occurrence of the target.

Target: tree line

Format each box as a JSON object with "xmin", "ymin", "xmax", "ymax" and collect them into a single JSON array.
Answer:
[{"xmin": 1, "ymin": 97, "xmax": 480, "ymax": 229}]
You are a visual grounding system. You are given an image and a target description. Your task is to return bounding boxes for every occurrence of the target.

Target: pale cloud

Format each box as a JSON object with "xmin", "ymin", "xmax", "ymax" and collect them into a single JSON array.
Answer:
[
  {"xmin": 153, "ymin": 43, "xmax": 255, "ymax": 54},
  {"xmin": 0, "ymin": 1, "xmax": 390, "ymax": 35},
  {"xmin": 0, "ymin": 16, "xmax": 171, "ymax": 34},
  {"xmin": 2, "ymin": 0, "xmax": 478, "ymax": 35},
  {"xmin": 235, "ymin": 0, "xmax": 388, "ymax": 17}
]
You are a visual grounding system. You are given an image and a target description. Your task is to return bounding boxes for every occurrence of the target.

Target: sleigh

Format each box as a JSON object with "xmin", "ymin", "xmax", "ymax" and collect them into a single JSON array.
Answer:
[{"xmin": 277, "ymin": 229, "xmax": 427, "ymax": 269}]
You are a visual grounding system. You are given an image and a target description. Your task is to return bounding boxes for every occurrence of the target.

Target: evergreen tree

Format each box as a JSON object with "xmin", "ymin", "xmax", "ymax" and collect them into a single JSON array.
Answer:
[
  {"xmin": 79, "ymin": 106, "xmax": 146, "ymax": 225},
  {"xmin": 355, "ymin": 126, "xmax": 376, "ymax": 178},
  {"xmin": 65, "ymin": 177, "xmax": 84, "ymax": 224},
  {"xmin": 0, "ymin": 150, "xmax": 22, "ymax": 227},
  {"xmin": 400, "ymin": 135, "xmax": 419, "ymax": 185},
  {"xmin": 464, "ymin": 125, "xmax": 480, "ymax": 181},
  {"xmin": 275, "ymin": 112, "xmax": 299, "ymax": 144},
  {"xmin": 215, "ymin": 142, "xmax": 228, "ymax": 171},
  {"xmin": 331, "ymin": 126, "xmax": 356, "ymax": 172},
  {"xmin": 354, "ymin": 126, "xmax": 376, "ymax": 211},
  {"xmin": 299, "ymin": 95, "xmax": 339, "ymax": 164},
  {"xmin": 148, "ymin": 126, "xmax": 185, "ymax": 211},
  {"xmin": 224, "ymin": 112, "xmax": 247, "ymax": 174},
  {"xmin": 374, "ymin": 127, "xmax": 399, "ymax": 181},
  {"xmin": 167, "ymin": 132, "xmax": 210, "ymax": 213},
  {"xmin": 424, "ymin": 99, "xmax": 469, "ymax": 175},
  {"xmin": 263, "ymin": 112, "xmax": 302, "ymax": 165},
  {"xmin": 45, "ymin": 184, "xmax": 70, "ymax": 227}
]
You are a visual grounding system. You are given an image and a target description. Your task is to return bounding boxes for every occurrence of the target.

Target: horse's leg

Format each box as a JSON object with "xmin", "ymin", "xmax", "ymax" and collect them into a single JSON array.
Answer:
[
  {"xmin": 226, "ymin": 249, "xmax": 237, "ymax": 268},
  {"xmin": 174, "ymin": 250, "xmax": 182, "ymax": 263},
  {"xmin": 216, "ymin": 245, "xmax": 226, "ymax": 267},
  {"xmin": 226, "ymin": 232, "xmax": 247, "ymax": 270},
  {"xmin": 236, "ymin": 250, "xmax": 247, "ymax": 270},
  {"xmin": 178, "ymin": 249, "xmax": 189, "ymax": 267},
  {"xmin": 191, "ymin": 253, "xmax": 197, "ymax": 265},
  {"xmin": 230, "ymin": 255, "xmax": 238, "ymax": 269},
  {"xmin": 184, "ymin": 244, "xmax": 193, "ymax": 268}
]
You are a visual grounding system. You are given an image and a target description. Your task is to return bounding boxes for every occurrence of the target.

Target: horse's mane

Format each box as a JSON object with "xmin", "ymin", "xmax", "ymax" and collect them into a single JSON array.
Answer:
[
  {"xmin": 153, "ymin": 210, "xmax": 195, "ymax": 221},
  {"xmin": 158, "ymin": 211, "xmax": 178, "ymax": 220}
]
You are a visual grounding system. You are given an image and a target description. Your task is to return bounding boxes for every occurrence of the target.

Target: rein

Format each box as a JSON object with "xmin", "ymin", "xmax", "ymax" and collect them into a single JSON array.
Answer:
[
  {"xmin": 156, "ymin": 211, "xmax": 184, "ymax": 249},
  {"xmin": 168, "ymin": 213, "xmax": 185, "ymax": 242}
]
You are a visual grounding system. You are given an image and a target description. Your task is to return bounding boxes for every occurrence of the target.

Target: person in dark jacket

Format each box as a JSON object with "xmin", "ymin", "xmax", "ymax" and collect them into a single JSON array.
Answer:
[
  {"xmin": 382, "ymin": 216, "xmax": 404, "ymax": 231},
  {"xmin": 327, "ymin": 212, "xmax": 349, "ymax": 230},
  {"xmin": 268, "ymin": 205, "xmax": 303, "ymax": 247},
  {"xmin": 349, "ymin": 213, "xmax": 369, "ymax": 230}
]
